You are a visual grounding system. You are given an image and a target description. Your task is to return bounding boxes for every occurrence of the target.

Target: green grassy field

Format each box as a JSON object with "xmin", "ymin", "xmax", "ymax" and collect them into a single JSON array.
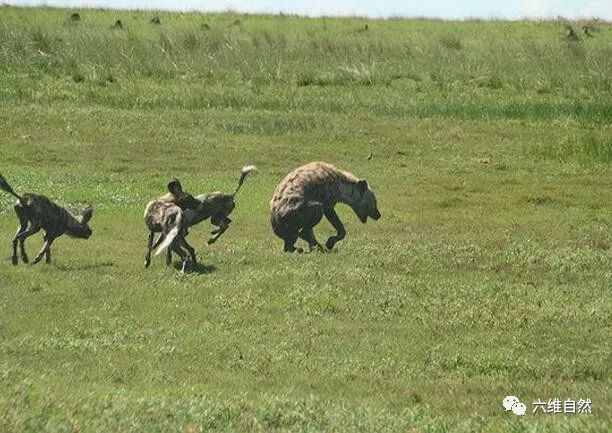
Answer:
[{"xmin": 0, "ymin": 6, "xmax": 611, "ymax": 432}]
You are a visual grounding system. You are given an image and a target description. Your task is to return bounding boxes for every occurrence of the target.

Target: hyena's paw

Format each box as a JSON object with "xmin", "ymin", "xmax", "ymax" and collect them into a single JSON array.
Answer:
[
  {"xmin": 21, "ymin": 254, "xmax": 29, "ymax": 264},
  {"xmin": 309, "ymin": 244, "xmax": 325, "ymax": 253},
  {"xmin": 325, "ymin": 237, "xmax": 337, "ymax": 250}
]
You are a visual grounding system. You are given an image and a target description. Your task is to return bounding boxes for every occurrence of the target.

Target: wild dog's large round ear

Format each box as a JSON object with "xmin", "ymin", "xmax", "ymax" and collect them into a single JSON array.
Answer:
[
  {"xmin": 81, "ymin": 206, "xmax": 93, "ymax": 223},
  {"xmin": 358, "ymin": 179, "xmax": 368, "ymax": 193},
  {"xmin": 167, "ymin": 178, "xmax": 183, "ymax": 194}
]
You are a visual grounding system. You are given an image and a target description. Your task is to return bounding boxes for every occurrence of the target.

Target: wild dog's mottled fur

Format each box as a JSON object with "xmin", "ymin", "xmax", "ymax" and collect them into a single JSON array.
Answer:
[
  {"xmin": 0, "ymin": 173, "xmax": 93, "ymax": 265},
  {"xmin": 143, "ymin": 165, "xmax": 256, "ymax": 268},
  {"xmin": 143, "ymin": 200, "xmax": 195, "ymax": 271},
  {"xmin": 270, "ymin": 161, "xmax": 380, "ymax": 252},
  {"xmin": 185, "ymin": 164, "xmax": 256, "ymax": 244}
]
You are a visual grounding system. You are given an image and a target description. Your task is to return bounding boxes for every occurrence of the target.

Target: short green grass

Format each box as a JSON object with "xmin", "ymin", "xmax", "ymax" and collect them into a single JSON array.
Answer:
[{"xmin": 0, "ymin": 6, "xmax": 610, "ymax": 432}]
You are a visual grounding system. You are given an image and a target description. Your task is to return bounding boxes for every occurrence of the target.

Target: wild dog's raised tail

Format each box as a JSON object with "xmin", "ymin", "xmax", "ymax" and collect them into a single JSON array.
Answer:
[
  {"xmin": 233, "ymin": 165, "xmax": 257, "ymax": 197},
  {"xmin": 0, "ymin": 172, "xmax": 23, "ymax": 202}
]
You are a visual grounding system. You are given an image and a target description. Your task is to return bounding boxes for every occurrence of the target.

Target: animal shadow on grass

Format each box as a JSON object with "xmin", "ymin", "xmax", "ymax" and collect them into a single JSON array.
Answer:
[
  {"xmin": 53, "ymin": 261, "xmax": 115, "ymax": 271},
  {"xmin": 172, "ymin": 260, "xmax": 216, "ymax": 274}
]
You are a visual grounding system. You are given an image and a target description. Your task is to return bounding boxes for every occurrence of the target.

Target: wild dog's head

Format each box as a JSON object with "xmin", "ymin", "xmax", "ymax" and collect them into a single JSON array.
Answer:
[
  {"xmin": 67, "ymin": 206, "xmax": 93, "ymax": 238},
  {"xmin": 352, "ymin": 180, "xmax": 381, "ymax": 223}
]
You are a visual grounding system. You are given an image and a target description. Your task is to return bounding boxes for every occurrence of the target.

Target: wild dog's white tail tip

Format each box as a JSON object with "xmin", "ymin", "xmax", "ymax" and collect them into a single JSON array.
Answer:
[
  {"xmin": 233, "ymin": 165, "xmax": 257, "ymax": 196},
  {"xmin": 154, "ymin": 211, "xmax": 183, "ymax": 256},
  {"xmin": 242, "ymin": 165, "xmax": 257, "ymax": 174},
  {"xmin": 154, "ymin": 225, "xmax": 180, "ymax": 256}
]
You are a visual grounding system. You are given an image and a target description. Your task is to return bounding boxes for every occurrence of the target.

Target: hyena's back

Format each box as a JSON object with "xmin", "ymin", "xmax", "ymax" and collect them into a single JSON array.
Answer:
[{"xmin": 269, "ymin": 162, "xmax": 348, "ymax": 237}]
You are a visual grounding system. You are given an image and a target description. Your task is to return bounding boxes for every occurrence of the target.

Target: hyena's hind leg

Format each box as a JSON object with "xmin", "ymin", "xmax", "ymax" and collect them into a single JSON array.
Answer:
[
  {"xmin": 297, "ymin": 201, "xmax": 324, "ymax": 252},
  {"xmin": 278, "ymin": 201, "xmax": 324, "ymax": 253},
  {"xmin": 12, "ymin": 204, "xmax": 39, "ymax": 265}
]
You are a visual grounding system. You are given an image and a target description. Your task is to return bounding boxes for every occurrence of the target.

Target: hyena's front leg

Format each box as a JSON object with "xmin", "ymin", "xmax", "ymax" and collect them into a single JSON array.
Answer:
[
  {"xmin": 323, "ymin": 207, "xmax": 346, "ymax": 250},
  {"xmin": 32, "ymin": 233, "xmax": 56, "ymax": 264}
]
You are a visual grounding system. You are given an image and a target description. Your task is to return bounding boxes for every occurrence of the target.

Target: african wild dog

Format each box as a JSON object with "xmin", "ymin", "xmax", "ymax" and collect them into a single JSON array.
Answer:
[
  {"xmin": 183, "ymin": 165, "xmax": 257, "ymax": 244},
  {"xmin": 270, "ymin": 161, "xmax": 380, "ymax": 253},
  {"xmin": 0, "ymin": 173, "xmax": 93, "ymax": 265},
  {"xmin": 143, "ymin": 199, "xmax": 195, "ymax": 272},
  {"xmin": 143, "ymin": 165, "xmax": 257, "ymax": 268}
]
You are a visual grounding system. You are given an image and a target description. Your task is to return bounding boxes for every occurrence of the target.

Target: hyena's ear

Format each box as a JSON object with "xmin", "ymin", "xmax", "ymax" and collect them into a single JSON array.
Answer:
[
  {"xmin": 81, "ymin": 206, "xmax": 93, "ymax": 224},
  {"xmin": 358, "ymin": 180, "xmax": 368, "ymax": 193}
]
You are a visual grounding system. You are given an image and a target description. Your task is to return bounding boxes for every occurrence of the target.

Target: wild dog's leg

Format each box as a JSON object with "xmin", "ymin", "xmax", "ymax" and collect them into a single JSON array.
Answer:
[
  {"xmin": 170, "ymin": 237, "xmax": 194, "ymax": 272},
  {"xmin": 208, "ymin": 217, "xmax": 231, "ymax": 245},
  {"xmin": 165, "ymin": 247, "xmax": 172, "ymax": 266},
  {"xmin": 12, "ymin": 205, "xmax": 30, "ymax": 265},
  {"xmin": 32, "ymin": 233, "xmax": 56, "ymax": 264},
  {"xmin": 170, "ymin": 241, "xmax": 185, "ymax": 270},
  {"xmin": 14, "ymin": 219, "xmax": 41, "ymax": 265},
  {"xmin": 183, "ymin": 238, "xmax": 197, "ymax": 265},
  {"xmin": 147, "ymin": 233, "xmax": 174, "ymax": 265},
  {"xmin": 44, "ymin": 237, "xmax": 53, "ymax": 264},
  {"xmin": 297, "ymin": 201, "xmax": 324, "ymax": 251},
  {"xmin": 323, "ymin": 207, "xmax": 346, "ymax": 250},
  {"xmin": 144, "ymin": 230, "xmax": 154, "ymax": 268}
]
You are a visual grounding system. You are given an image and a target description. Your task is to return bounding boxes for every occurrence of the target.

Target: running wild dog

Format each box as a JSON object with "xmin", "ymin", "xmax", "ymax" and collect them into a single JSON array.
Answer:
[
  {"xmin": 0, "ymin": 173, "xmax": 93, "ymax": 264},
  {"xmin": 270, "ymin": 161, "xmax": 380, "ymax": 252},
  {"xmin": 144, "ymin": 165, "xmax": 257, "ymax": 268}
]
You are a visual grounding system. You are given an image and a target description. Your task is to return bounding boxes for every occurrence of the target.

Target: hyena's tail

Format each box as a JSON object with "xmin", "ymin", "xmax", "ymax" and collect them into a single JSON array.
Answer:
[
  {"xmin": 0, "ymin": 172, "xmax": 23, "ymax": 202},
  {"xmin": 154, "ymin": 211, "xmax": 183, "ymax": 257},
  {"xmin": 232, "ymin": 165, "xmax": 257, "ymax": 196}
]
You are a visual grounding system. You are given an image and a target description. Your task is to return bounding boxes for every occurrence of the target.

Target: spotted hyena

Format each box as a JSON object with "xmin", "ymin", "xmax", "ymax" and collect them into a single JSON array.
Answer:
[
  {"xmin": 270, "ymin": 161, "xmax": 380, "ymax": 252},
  {"xmin": 0, "ymin": 173, "xmax": 93, "ymax": 265}
]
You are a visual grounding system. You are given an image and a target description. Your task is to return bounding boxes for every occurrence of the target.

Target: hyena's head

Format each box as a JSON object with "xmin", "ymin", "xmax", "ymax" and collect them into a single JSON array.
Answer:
[
  {"xmin": 67, "ymin": 206, "xmax": 93, "ymax": 239},
  {"xmin": 353, "ymin": 180, "xmax": 381, "ymax": 223}
]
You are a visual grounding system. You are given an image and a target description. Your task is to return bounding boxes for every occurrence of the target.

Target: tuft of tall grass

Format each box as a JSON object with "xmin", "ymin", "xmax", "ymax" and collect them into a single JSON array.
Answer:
[{"xmin": 528, "ymin": 135, "xmax": 612, "ymax": 164}]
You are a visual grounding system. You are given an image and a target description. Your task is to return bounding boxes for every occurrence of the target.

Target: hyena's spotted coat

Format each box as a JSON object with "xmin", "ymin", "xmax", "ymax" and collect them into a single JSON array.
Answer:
[
  {"xmin": 270, "ymin": 161, "xmax": 380, "ymax": 252},
  {"xmin": 0, "ymin": 173, "xmax": 93, "ymax": 265}
]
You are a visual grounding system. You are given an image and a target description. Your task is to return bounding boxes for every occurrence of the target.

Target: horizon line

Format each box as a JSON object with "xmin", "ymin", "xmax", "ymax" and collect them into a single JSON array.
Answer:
[{"xmin": 2, "ymin": 3, "xmax": 611, "ymax": 22}]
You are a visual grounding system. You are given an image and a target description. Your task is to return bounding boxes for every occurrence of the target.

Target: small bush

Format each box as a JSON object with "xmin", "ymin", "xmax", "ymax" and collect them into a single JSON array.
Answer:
[{"xmin": 440, "ymin": 34, "xmax": 462, "ymax": 50}]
